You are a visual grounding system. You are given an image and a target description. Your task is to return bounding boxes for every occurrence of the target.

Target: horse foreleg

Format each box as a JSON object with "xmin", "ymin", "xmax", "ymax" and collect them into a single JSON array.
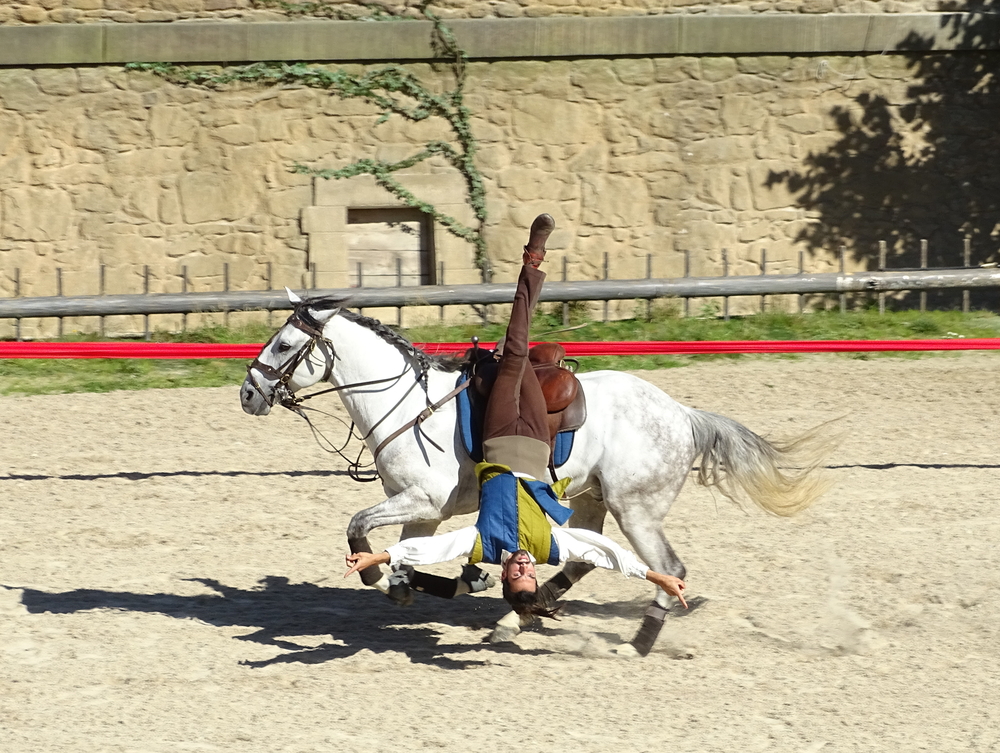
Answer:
[{"xmin": 346, "ymin": 486, "xmax": 444, "ymax": 589}]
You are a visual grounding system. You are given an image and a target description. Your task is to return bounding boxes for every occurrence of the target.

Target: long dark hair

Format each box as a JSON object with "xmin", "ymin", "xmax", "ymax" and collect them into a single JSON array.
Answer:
[{"xmin": 502, "ymin": 582, "xmax": 562, "ymax": 620}]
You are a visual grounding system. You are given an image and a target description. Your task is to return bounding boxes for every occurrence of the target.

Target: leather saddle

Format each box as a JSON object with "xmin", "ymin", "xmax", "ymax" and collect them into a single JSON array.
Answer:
[{"xmin": 466, "ymin": 342, "xmax": 587, "ymax": 446}]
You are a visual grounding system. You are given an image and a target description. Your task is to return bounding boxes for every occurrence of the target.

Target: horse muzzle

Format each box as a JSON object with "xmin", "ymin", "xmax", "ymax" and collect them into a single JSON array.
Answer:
[{"xmin": 241, "ymin": 377, "xmax": 273, "ymax": 415}]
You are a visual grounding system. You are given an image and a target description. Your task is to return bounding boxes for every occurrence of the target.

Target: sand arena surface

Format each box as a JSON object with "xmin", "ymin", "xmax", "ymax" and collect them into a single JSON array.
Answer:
[{"xmin": 2, "ymin": 353, "xmax": 999, "ymax": 752}]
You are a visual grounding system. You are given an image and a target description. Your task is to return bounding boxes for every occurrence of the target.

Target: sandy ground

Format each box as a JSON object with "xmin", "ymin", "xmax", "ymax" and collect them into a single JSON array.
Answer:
[{"xmin": 2, "ymin": 352, "xmax": 1000, "ymax": 752}]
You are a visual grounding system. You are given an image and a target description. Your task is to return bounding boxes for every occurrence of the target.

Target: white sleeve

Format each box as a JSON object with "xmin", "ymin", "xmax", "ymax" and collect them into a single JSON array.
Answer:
[
  {"xmin": 550, "ymin": 527, "xmax": 649, "ymax": 579},
  {"xmin": 384, "ymin": 526, "xmax": 480, "ymax": 567}
]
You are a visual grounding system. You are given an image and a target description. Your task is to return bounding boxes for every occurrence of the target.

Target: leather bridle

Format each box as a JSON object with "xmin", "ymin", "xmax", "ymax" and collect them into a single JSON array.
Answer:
[
  {"xmin": 245, "ymin": 303, "xmax": 470, "ymax": 482},
  {"xmin": 245, "ymin": 306, "xmax": 338, "ymax": 410}
]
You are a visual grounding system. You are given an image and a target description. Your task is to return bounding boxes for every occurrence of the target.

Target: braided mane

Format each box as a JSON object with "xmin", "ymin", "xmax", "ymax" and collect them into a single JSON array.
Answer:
[{"xmin": 302, "ymin": 296, "xmax": 466, "ymax": 374}]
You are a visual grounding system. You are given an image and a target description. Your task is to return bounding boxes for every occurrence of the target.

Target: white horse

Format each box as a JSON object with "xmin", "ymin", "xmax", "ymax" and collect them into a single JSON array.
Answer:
[{"xmin": 241, "ymin": 290, "xmax": 832, "ymax": 655}]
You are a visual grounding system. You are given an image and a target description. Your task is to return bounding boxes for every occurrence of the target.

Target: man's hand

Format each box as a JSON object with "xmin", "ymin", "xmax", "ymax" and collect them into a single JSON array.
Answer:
[
  {"xmin": 646, "ymin": 571, "xmax": 688, "ymax": 609},
  {"xmin": 345, "ymin": 550, "xmax": 391, "ymax": 578}
]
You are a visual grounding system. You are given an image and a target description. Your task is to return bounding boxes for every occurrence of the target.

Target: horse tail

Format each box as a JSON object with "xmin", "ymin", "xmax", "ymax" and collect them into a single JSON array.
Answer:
[{"xmin": 686, "ymin": 409, "xmax": 839, "ymax": 517}]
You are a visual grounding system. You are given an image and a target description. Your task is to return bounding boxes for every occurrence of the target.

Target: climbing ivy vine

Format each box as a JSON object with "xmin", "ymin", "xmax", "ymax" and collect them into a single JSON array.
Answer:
[{"xmin": 129, "ymin": 2, "xmax": 492, "ymax": 282}]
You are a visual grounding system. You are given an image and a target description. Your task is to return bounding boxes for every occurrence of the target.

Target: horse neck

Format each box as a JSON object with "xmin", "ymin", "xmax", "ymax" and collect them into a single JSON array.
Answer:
[{"xmin": 322, "ymin": 315, "xmax": 427, "ymax": 435}]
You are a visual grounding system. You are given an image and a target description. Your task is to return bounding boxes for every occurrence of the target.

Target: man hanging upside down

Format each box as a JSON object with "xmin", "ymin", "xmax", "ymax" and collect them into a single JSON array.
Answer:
[{"xmin": 345, "ymin": 213, "xmax": 687, "ymax": 619}]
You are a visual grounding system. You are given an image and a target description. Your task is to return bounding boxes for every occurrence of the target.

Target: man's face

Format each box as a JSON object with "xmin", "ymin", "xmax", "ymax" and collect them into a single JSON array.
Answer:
[{"xmin": 502, "ymin": 550, "xmax": 537, "ymax": 594}]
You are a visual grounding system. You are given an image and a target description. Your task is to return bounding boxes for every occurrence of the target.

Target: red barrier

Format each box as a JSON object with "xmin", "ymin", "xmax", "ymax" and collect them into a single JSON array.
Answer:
[{"xmin": 3, "ymin": 339, "xmax": 1000, "ymax": 359}]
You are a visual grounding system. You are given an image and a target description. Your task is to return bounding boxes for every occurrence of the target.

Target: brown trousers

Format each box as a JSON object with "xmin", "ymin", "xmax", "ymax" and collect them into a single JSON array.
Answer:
[{"xmin": 482, "ymin": 264, "xmax": 549, "ymax": 447}]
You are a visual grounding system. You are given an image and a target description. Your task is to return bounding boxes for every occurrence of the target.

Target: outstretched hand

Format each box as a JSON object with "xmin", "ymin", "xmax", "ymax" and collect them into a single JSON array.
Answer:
[
  {"xmin": 345, "ymin": 550, "xmax": 391, "ymax": 578},
  {"xmin": 646, "ymin": 571, "xmax": 688, "ymax": 609}
]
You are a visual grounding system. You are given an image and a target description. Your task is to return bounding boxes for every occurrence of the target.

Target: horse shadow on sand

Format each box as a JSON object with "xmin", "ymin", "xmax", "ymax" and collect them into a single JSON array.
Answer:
[
  {"xmin": 12, "ymin": 575, "xmax": 611, "ymax": 669},
  {"xmin": 11, "ymin": 576, "xmax": 688, "ymax": 668}
]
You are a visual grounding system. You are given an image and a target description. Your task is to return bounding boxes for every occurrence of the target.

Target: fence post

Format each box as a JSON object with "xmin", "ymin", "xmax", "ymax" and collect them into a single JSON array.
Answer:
[
  {"xmin": 963, "ymin": 236, "xmax": 971, "ymax": 314},
  {"xmin": 920, "ymin": 239, "xmax": 928, "ymax": 313},
  {"xmin": 839, "ymin": 243, "xmax": 847, "ymax": 314},
  {"xmin": 99, "ymin": 264, "xmax": 106, "ymax": 337},
  {"xmin": 266, "ymin": 261, "xmax": 273, "ymax": 328},
  {"xmin": 722, "ymin": 249, "xmax": 730, "ymax": 322},
  {"xmin": 311, "ymin": 262, "xmax": 317, "ymax": 291},
  {"xmin": 181, "ymin": 266, "xmax": 188, "ymax": 332},
  {"xmin": 56, "ymin": 267, "xmax": 63, "ymax": 338},
  {"xmin": 357, "ymin": 261, "xmax": 363, "ymax": 316},
  {"xmin": 602, "ymin": 251, "xmax": 609, "ymax": 323},
  {"xmin": 222, "ymin": 262, "xmax": 229, "ymax": 331},
  {"xmin": 646, "ymin": 254, "xmax": 652, "ymax": 321},
  {"xmin": 438, "ymin": 260, "xmax": 445, "ymax": 323},
  {"xmin": 798, "ymin": 250, "xmax": 804, "ymax": 314},
  {"xmin": 562, "ymin": 256, "xmax": 569, "ymax": 326},
  {"xmin": 14, "ymin": 268, "xmax": 21, "ymax": 342},
  {"xmin": 878, "ymin": 240, "xmax": 887, "ymax": 315},
  {"xmin": 684, "ymin": 250, "xmax": 690, "ymax": 318},
  {"xmin": 760, "ymin": 247, "xmax": 767, "ymax": 313},
  {"xmin": 396, "ymin": 256, "xmax": 403, "ymax": 328},
  {"xmin": 144, "ymin": 264, "xmax": 151, "ymax": 340}
]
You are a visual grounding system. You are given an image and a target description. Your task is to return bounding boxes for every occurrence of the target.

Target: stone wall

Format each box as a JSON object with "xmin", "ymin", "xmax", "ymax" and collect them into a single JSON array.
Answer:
[
  {"xmin": 0, "ymin": 0, "xmax": 960, "ymax": 26},
  {"xmin": 2, "ymin": 45, "xmax": 996, "ymax": 336}
]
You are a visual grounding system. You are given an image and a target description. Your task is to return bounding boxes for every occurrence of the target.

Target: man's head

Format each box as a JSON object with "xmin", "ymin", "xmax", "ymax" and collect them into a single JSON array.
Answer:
[
  {"xmin": 500, "ymin": 550, "xmax": 562, "ymax": 620},
  {"xmin": 501, "ymin": 549, "xmax": 537, "ymax": 595}
]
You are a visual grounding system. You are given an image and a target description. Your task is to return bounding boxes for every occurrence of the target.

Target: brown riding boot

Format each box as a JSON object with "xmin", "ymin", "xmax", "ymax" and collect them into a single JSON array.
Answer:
[{"xmin": 522, "ymin": 213, "xmax": 555, "ymax": 268}]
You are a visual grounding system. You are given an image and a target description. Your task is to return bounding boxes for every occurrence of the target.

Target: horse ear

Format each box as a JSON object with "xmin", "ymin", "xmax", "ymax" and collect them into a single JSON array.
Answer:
[
  {"xmin": 311, "ymin": 306, "xmax": 340, "ymax": 322},
  {"xmin": 285, "ymin": 286, "xmax": 302, "ymax": 304}
]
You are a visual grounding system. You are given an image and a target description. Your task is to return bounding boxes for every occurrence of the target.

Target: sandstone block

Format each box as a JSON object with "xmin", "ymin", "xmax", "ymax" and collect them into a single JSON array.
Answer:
[
  {"xmin": 267, "ymin": 187, "xmax": 311, "ymax": 221},
  {"xmin": 18, "ymin": 6, "xmax": 48, "ymax": 23},
  {"xmin": 684, "ymin": 136, "xmax": 751, "ymax": 165},
  {"xmin": 783, "ymin": 113, "xmax": 824, "ymax": 135},
  {"xmin": 148, "ymin": 105, "xmax": 198, "ymax": 146},
  {"xmin": 648, "ymin": 172, "xmax": 693, "ymax": 201},
  {"xmin": 35, "ymin": 69, "xmax": 79, "ymax": 97},
  {"xmin": 73, "ymin": 185, "xmax": 119, "ymax": 214},
  {"xmin": 865, "ymin": 55, "xmax": 911, "ymax": 80},
  {"xmin": 748, "ymin": 161, "xmax": 799, "ymax": 211},
  {"xmin": 654, "ymin": 57, "xmax": 700, "ymax": 83},
  {"xmin": 701, "ymin": 57, "xmax": 738, "ymax": 83},
  {"xmin": 571, "ymin": 61, "xmax": 627, "ymax": 101},
  {"xmin": 3, "ymin": 187, "xmax": 73, "ymax": 242},
  {"xmin": 179, "ymin": 171, "xmax": 254, "ymax": 224},
  {"xmin": 513, "ymin": 99, "xmax": 603, "ymax": 145},
  {"xmin": 720, "ymin": 94, "xmax": 768, "ymax": 136},
  {"xmin": 215, "ymin": 124, "xmax": 258, "ymax": 146},
  {"xmin": 613, "ymin": 59, "xmax": 655, "ymax": 87},
  {"xmin": 0, "ymin": 112, "xmax": 24, "ymax": 157},
  {"xmin": 581, "ymin": 175, "xmax": 648, "ymax": 228},
  {"xmin": 736, "ymin": 56, "xmax": 791, "ymax": 77},
  {"xmin": 0, "ymin": 71, "xmax": 50, "ymax": 114}
]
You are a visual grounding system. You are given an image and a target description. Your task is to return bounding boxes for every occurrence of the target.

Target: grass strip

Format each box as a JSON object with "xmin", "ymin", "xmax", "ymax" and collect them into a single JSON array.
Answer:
[{"xmin": 3, "ymin": 310, "xmax": 1000, "ymax": 396}]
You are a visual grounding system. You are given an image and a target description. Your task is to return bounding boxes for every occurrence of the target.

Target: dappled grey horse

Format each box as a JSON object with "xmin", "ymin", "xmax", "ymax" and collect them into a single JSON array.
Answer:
[{"xmin": 241, "ymin": 290, "xmax": 832, "ymax": 655}]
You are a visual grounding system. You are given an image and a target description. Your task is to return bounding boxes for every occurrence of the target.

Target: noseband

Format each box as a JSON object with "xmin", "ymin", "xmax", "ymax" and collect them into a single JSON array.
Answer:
[{"xmin": 246, "ymin": 307, "xmax": 336, "ymax": 409}]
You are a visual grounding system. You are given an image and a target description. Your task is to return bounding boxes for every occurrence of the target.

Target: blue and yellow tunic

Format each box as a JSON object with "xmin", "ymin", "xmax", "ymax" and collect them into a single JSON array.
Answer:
[{"xmin": 469, "ymin": 462, "xmax": 573, "ymax": 566}]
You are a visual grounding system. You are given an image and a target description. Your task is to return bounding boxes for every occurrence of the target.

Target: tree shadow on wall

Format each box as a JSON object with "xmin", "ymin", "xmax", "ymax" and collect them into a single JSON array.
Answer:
[{"xmin": 768, "ymin": 5, "xmax": 1000, "ymax": 310}]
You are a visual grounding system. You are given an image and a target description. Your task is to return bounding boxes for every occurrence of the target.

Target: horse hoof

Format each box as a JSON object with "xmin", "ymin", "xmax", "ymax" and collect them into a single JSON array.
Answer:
[
  {"xmin": 611, "ymin": 643, "xmax": 641, "ymax": 659},
  {"xmin": 486, "ymin": 624, "xmax": 521, "ymax": 644},
  {"xmin": 387, "ymin": 583, "xmax": 414, "ymax": 607}
]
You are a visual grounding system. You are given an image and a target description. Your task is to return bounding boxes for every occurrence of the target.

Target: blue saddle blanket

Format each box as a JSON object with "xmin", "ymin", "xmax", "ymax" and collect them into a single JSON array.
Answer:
[{"xmin": 456, "ymin": 373, "xmax": 576, "ymax": 470}]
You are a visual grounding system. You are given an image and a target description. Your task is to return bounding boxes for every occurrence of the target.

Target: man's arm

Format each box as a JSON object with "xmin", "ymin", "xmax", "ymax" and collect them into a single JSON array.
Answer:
[
  {"xmin": 344, "ymin": 526, "xmax": 479, "ymax": 578},
  {"xmin": 552, "ymin": 527, "xmax": 687, "ymax": 607}
]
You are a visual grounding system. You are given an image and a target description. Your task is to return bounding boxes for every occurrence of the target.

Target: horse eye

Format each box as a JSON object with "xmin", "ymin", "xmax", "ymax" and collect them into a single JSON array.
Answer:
[{"xmin": 277, "ymin": 342, "xmax": 291, "ymax": 353}]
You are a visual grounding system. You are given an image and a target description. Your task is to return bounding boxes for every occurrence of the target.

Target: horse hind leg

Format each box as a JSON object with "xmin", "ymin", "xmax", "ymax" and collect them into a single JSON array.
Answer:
[{"xmin": 608, "ymin": 506, "xmax": 688, "ymax": 657}]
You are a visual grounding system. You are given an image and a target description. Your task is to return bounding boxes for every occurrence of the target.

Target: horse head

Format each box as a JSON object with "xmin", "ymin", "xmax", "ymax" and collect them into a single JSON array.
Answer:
[{"xmin": 241, "ymin": 288, "xmax": 340, "ymax": 416}]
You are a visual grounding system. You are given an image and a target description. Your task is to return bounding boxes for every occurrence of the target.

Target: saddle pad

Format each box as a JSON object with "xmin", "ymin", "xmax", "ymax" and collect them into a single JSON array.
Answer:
[{"xmin": 456, "ymin": 373, "xmax": 576, "ymax": 469}]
